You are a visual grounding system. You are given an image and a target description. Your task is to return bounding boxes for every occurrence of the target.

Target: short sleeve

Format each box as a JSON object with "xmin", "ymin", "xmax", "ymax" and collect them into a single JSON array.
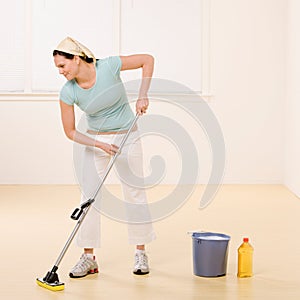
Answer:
[
  {"xmin": 59, "ymin": 82, "xmax": 75, "ymax": 105},
  {"xmin": 107, "ymin": 56, "xmax": 122, "ymax": 77}
]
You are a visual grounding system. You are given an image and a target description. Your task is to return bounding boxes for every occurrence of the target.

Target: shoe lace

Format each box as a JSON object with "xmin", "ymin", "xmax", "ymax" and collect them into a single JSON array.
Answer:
[
  {"xmin": 73, "ymin": 255, "xmax": 93, "ymax": 271},
  {"xmin": 135, "ymin": 253, "xmax": 148, "ymax": 267}
]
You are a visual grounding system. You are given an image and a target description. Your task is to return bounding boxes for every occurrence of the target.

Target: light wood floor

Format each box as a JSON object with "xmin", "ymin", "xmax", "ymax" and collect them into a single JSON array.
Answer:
[{"xmin": 1, "ymin": 184, "xmax": 299, "ymax": 300}]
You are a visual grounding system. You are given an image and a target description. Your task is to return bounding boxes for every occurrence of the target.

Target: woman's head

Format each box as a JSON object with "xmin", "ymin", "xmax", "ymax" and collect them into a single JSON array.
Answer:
[
  {"xmin": 53, "ymin": 37, "xmax": 96, "ymax": 62},
  {"xmin": 53, "ymin": 37, "xmax": 96, "ymax": 80}
]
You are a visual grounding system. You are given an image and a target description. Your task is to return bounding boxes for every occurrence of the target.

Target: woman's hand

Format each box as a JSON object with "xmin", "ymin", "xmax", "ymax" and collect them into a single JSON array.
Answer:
[
  {"xmin": 136, "ymin": 97, "xmax": 149, "ymax": 115},
  {"xmin": 97, "ymin": 142, "xmax": 119, "ymax": 155}
]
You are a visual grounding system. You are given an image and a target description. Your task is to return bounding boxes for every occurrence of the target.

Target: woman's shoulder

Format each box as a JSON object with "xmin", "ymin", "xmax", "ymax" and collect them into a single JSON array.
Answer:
[
  {"xmin": 96, "ymin": 56, "xmax": 121, "ymax": 76},
  {"xmin": 60, "ymin": 79, "xmax": 76, "ymax": 97},
  {"xmin": 60, "ymin": 80, "xmax": 77, "ymax": 105},
  {"xmin": 61, "ymin": 79, "xmax": 75, "ymax": 90},
  {"xmin": 97, "ymin": 56, "xmax": 120, "ymax": 65}
]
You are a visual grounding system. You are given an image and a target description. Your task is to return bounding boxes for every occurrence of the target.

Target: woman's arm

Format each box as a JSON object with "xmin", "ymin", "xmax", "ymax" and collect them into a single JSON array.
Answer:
[
  {"xmin": 120, "ymin": 54, "xmax": 154, "ymax": 114},
  {"xmin": 59, "ymin": 100, "xmax": 119, "ymax": 154}
]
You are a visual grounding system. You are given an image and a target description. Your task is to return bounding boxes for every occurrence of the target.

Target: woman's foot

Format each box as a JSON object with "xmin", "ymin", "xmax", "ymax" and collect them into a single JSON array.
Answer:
[
  {"xmin": 69, "ymin": 253, "xmax": 99, "ymax": 278},
  {"xmin": 133, "ymin": 251, "xmax": 149, "ymax": 275}
]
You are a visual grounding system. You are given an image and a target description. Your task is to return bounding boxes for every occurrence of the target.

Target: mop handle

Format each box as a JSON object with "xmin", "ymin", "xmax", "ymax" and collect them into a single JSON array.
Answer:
[
  {"xmin": 71, "ymin": 113, "xmax": 140, "ymax": 220},
  {"xmin": 91, "ymin": 113, "xmax": 140, "ymax": 200},
  {"xmin": 54, "ymin": 114, "xmax": 140, "ymax": 267}
]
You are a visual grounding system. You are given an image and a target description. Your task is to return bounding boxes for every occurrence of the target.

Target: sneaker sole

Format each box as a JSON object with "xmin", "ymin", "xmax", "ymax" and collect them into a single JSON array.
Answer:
[
  {"xmin": 69, "ymin": 268, "xmax": 99, "ymax": 278},
  {"xmin": 133, "ymin": 269, "xmax": 149, "ymax": 275}
]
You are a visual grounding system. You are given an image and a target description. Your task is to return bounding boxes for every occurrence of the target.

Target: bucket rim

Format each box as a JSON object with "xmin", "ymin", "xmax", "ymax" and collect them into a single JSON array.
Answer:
[{"xmin": 191, "ymin": 231, "xmax": 230, "ymax": 241}]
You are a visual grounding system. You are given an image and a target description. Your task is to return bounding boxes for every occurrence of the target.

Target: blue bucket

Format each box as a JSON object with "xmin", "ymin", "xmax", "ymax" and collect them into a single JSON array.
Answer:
[{"xmin": 191, "ymin": 232, "xmax": 230, "ymax": 277}]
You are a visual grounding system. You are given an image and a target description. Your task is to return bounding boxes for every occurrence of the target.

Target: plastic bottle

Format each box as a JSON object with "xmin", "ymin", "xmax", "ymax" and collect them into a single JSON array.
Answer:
[{"xmin": 237, "ymin": 237, "xmax": 254, "ymax": 278}]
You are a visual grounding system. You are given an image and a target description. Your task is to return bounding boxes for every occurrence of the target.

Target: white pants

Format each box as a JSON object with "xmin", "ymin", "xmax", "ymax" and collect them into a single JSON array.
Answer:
[{"xmin": 76, "ymin": 130, "xmax": 156, "ymax": 248}]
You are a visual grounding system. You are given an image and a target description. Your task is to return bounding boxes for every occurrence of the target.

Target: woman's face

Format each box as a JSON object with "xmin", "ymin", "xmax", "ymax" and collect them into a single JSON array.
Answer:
[{"xmin": 54, "ymin": 54, "xmax": 79, "ymax": 80}]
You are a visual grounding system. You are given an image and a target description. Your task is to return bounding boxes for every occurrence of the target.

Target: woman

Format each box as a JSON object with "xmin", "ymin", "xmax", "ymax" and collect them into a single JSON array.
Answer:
[{"xmin": 53, "ymin": 37, "xmax": 156, "ymax": 277}]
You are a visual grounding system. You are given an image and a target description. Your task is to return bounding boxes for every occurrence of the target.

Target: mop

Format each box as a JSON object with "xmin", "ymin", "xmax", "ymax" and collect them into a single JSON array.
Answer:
[{"xmin": 36, "ymin": 113, "xmax": 140, "ymax": 291}]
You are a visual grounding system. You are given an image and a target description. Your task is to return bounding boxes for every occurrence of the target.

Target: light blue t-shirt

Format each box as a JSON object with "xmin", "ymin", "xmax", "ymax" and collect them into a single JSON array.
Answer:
[{"xmin": 59, "ymin": 56, "xmax": 134, "ymax": 132}]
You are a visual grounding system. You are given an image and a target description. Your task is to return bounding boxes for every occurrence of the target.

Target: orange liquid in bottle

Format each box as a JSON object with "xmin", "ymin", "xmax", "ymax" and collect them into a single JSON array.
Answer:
[{"xmin": 237, "ymin": 237, "xmax": 253, "ymax": 278}]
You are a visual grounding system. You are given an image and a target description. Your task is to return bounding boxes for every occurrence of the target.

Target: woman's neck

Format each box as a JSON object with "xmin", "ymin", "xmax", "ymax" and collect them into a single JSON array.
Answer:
[{"xmin": 75, "ymin": 63, "xmax": 96, "ymax": 89}]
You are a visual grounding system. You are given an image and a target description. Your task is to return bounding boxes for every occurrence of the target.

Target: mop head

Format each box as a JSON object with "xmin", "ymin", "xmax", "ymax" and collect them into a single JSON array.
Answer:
[
  {"xmin": 36, "ymin": 277, "xmax": 65, "ymax": 291},
  {"xmin": 36, "ymin": 269, "xmax": 64, "ymax": 291}
]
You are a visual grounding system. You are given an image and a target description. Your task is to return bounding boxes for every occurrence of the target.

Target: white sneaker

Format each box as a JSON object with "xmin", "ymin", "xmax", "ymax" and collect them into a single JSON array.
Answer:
[
  {"xmin": 133, "ymin": 252, "xmax": 149, "ymax": 275},
  {"xmin": 69, "ymin": 254, "xmax": 99, "ymax": 278}
]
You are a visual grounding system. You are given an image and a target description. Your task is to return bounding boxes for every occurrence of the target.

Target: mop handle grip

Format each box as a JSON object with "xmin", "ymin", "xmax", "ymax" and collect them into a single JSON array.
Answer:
[{"xmin": 71, "ymin": 198, "xmax": 95, "ymax": 220}]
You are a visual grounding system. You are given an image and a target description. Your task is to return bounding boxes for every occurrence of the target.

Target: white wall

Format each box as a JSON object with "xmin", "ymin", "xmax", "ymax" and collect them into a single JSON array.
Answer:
[
  {"xmin": 0, "ymin": 0, "xmax": 290, "ymax": 185},
  {"xmin": 284, "ymin": 0, "xmax": 300, "ymax": 197},
  {"xmin": 0, "ymin": 100, "xmax": 75, "ymax": 184},
  {"xmin": 209, "ymin": 0, "xmax": 286, "ymax": 183}
]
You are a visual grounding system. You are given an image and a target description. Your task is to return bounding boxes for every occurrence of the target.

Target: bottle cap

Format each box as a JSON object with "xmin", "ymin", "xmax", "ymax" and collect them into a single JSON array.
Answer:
[{"xmin": 243, "ymin": 237, "xmax": 249, "ymax": 243}]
